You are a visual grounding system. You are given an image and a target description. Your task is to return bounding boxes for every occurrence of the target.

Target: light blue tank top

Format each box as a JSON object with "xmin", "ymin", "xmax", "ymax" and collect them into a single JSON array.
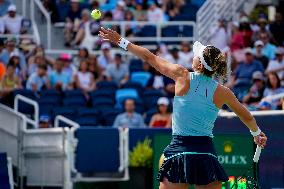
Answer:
[{"xmin": 172, "ymin": 72, "xmax": 219, "ymax": 138}]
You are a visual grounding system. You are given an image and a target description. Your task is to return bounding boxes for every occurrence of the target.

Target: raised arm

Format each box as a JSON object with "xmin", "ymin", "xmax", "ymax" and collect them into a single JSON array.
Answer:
[
  {"xmin": 99, "ymin": 27, "xmax": 188, "ymax": 81},
  {"xmin": 222, "ymin": 86, "xmax": 267, "ymax": 148}
]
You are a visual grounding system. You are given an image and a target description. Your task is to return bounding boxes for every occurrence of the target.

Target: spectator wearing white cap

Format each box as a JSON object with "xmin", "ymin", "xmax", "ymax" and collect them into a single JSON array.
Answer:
[
  {"xmin": 2, "ymin": 4, "xmax": 23, "ymax": 34},
  {"xmin": 243, "ymin": 71, "xmax": 265, "ymax": 106},
  {"xmin": 265, "ymin": 47, "xmax": 284, "ymax": 82},
  {"xmin": 112, "ymin": 0, "xmax": 125, "ymax": 21},
  {"xmin": 253, "ymin": 40, "xmax": 269, "ymax": 69},
  {"xmin": 149, "ymin": 97, "xmax": 171, "ymax": 128},
  {"xmin": 97, "ymin": 42, "xmax": 114, "ymax": 70}
]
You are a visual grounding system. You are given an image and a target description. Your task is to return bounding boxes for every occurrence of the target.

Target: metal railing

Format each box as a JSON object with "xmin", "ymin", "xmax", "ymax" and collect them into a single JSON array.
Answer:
[
  {"xmin": 54, "ymin": 115, "xmax": 80, "ymax": 129},
  {"xmin": 30, "ymin": 0, "xmax": 51, "ymax": 49},
  {"xmin": 197, "ymin": 0, "xmax": 259, "ymax": 43},
  {"xmin": 14, "ymin": 95, "xmax": 39, "ymax": 129}
]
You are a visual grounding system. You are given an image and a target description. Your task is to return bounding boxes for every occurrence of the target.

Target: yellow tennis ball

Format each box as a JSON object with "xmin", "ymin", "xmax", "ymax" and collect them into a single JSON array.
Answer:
[{"xmin": 91, "ymin": 9, "xmax": 101, "ymax": 20}]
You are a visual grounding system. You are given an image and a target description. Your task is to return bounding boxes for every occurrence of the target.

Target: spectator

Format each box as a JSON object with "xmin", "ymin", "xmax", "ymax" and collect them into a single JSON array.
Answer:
[
  {"xmin": 72, "ymin": 9, "xmax": 97, "ymax": 51},
  {"xmin": 230, "ymin": 48, "xmax": 264, "ymax": 97},
  {"xmin": 265, "ymin": 47, "xmax": 284, "ymax": 82},
  {"xmin": 209, "ymin": 18, "xmax": 229, "ymax": 51},
  {"xmin": 258, "ymin": 73, "xmax": 284, "ymax": 110},
  {"xmin": 74, "ymin": 60, "xmax": 95, "ymax": 92},
  {"xmin": 88, "ymin": 55, "xmax": 101, "ymax": 81},
  {"xmin": 242, "ymin": 71, "xmax": 265, "ymax": 105},
  {"xmin": 0, "ymin": 0, "xmax": 10, "ymax": 17},
  {"xmin": 230, "ymin": 22, "xmax": 245, "ymax": 52},
  {"xmin": 179, "ymin": 41, "xmax": 193, "ymax": 70},
  {"xmin": 26, "ymin": 64, "xmax": 49, "ymax": 92},
  {"xmin": 27, "ymin": 52, "xmax": 45, "ymax": 76},
  {"xmin": 165, "ymin": 47, "xmax": 189, "ymax": 68},
  {"xmin": 66, "ymin": 0, "xmax": 81, "ymax": 22},
  {"xmin": 2, "ymin": 4, "xmax": 23, "ymax": 34},
  {"xmin": 64, "ymin": 0, "xmax": 82, "ymax": 46},
  {"xmin": 0, "ymin": 63, "xmax": 22, "ymax": 98},
  {"xmin": 0, "ymin": 38, "xmax": 26, "ymax": 70},
  {"xmin": 149, "ymin": 97, "xmax": 171, "ymax": 128},
  {"xmin": 73, "ymin": 47, "xmax": 89, "ymax": 68},
  {"xmin": 39, "ymin": 115, "xmax": 51, "ymax": 128},
  {"xmin": 105, "ymin": 53, "xmax": 129, "ymax": 85},
  {"xmin": 60, "ymin": 53, "xmax": 77, "ymax": 77},
  {"xmin": 259, "ymin": 32, "xmax": 276, "ymax": 60},
  {"xmin": 269, "ymin": 12, "xmax": 284, "ymax": 46},
  {"xmin": 253, "ymin": 40, "xmax": 269, "ymax": 69},
  {"xmin": 49, "ymin": 58, "xmax": 71, "ymax": 90},
  {"xmin": 97, "ymin": 42, "xmax": 114, "ymax": 70},
  {"xmin": 113, "ymin": 99, "xmax": 145, "ymax": 128},
  {"xmin": 239, "ymin": 16, "xmax": 253, "ymax": 48},
  {"xmin": 147, "ymin": 1, "xmax": 165, "ymax": 22},
  {"xmin": 112, "ymin": 1, "xmax": 125, "ymax": 21},
  {"xmin": 9, "ymin": 51, "xmax": 26, "ymax": 79},
  {"xmin": 146, "ymin": 70, "xmax": 166, "ymax": 90},
  {"xmin": 252, "ymin": 17, "xmax": 272, "ymax": 43},
  {"xmin": 133, "ymin": 3, "xmax": 147, "ymax": 21},
  {"xmin": 162, "ymin": 0, "xmax": 185, "ymax": 20},
  {"xmin": 124, "ymin": 10, "xmax": 138, "ymax": 37}
]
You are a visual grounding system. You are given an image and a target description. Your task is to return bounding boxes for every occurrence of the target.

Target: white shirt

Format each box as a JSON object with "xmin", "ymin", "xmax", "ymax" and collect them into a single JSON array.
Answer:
[
  {"xmin": 77, "ymin": 72, "xmax": 92, "ymax": 89},
  {"xmin": 164, "ymin": 54, "xmax": 190, "ymax": 69},
  {"xmin": 209, "ymin": 26, "xmax": 228, "ymax": 51},
  {"xmin": 3, "ymin": 14, "xmax": 22, "ymax": 34},
  {"xmin": 266, "ymin": 59, "xmax": 284, "ymax": 80},
  {"xmin": 147, "ymin": 8, "xmax": 164, "ymax": 22},
  {"xmin": 179, "ymin": 51, "xmax": 194, "ymax": 69}
]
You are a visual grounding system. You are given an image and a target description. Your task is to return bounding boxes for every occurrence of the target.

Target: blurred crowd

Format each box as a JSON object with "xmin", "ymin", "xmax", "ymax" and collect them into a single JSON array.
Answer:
[
  {"xmin": 42, "ymin": 0, "xmax": 190, "ymax": 48},
  {"xmin": 208, "ymin": 12, "xmax": 284, "ymax": 111}
]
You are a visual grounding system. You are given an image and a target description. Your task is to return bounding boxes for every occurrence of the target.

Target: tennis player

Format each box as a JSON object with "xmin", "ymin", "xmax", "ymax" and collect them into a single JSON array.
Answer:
[{"xmin": 99, "ymin": 28, "xmax": 267, "ymax": 189}]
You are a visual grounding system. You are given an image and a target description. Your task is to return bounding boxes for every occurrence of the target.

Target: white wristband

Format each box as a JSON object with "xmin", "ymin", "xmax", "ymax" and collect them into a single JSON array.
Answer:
[
  {"xmin": 118, "ymin": 38, "xmax": 130, "ymax": 51},
  {"xmin": 250, "ymin": 127, "xmax": 261, "ymax": 137}
]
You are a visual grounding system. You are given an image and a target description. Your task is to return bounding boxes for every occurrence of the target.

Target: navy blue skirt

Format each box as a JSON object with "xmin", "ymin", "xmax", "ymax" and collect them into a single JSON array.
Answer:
[{"xmin": 157, "ymin": 135, "xmax": 228, "ymax": 185}]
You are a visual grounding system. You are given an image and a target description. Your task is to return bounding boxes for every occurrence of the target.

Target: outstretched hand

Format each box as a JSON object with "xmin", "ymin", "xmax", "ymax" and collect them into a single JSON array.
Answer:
[
  {"xmin": 99, "ymin": 27, "xmax": 121, "ymax": 45},
  {"xmin": 254, "ymin": 132, "xmax": 267, "ymax": 148}
]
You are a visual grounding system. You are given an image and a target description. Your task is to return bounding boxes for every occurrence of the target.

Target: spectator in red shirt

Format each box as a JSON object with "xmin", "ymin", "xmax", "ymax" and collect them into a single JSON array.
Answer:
[{"xmin": 150, "ymin": 97, "xmax": 171, "ymax": 128}]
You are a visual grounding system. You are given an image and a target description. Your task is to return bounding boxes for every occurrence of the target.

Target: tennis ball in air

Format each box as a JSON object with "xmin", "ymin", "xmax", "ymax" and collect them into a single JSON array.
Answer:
[{"xmin": 91, "ymin": 9, "xmax": 101, "ymax": 20}]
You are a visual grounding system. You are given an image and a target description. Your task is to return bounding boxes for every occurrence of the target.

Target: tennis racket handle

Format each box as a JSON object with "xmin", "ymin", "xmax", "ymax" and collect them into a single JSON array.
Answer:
[{"xmin": 253, "ymin": 145, "xmax": 262, "ymax": 163}]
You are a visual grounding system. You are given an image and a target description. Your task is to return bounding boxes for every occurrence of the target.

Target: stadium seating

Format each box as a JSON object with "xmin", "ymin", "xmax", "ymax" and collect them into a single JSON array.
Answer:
[
  {"xmin": 115, "ymin": 89, "xmax": 139, "ymax": 107},
  {"xmin": 130, "ymin": 72, "xmax": 151, "ymax": 87},
  {"xmin": 142, "ymin": 89, "xmax": 164, "ymax": 110},
  {"xmin": 52, "ymin": 107, "xmax": 77, "ymax": 122},
  {"xmin": 129, "ymin": 59, "xmax": 144, "ymax": 73},
  {"xmin": 102, "ymin": 109, "xmax": 122, "ymax": 126},
  {"xmin": 13, "ymin": 89, "xmax": 37, "ymax": 115},
  {"xmin": 63, "ymin": 98, "xmax": 87, "ymax": 108},
  {"xmin": 89, "ymin": 89, "xmax": 115, "ymax": 100},
  {"xmin": 76, "ymin": 108, "xmax": 99, "ymax": 126},
  {"xmin": 121, "ymin": 81, "xmax": 143, "ymax": 95},
  {"xmin": 96, "ymin": 81, "xmax": 118, "ymax": 91}
]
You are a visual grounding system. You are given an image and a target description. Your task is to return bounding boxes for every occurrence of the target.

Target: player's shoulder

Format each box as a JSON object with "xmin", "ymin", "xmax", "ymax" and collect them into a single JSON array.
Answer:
[{"xmin": 215, "ymin": 84, "xmax": 234, "ymax": 97}]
